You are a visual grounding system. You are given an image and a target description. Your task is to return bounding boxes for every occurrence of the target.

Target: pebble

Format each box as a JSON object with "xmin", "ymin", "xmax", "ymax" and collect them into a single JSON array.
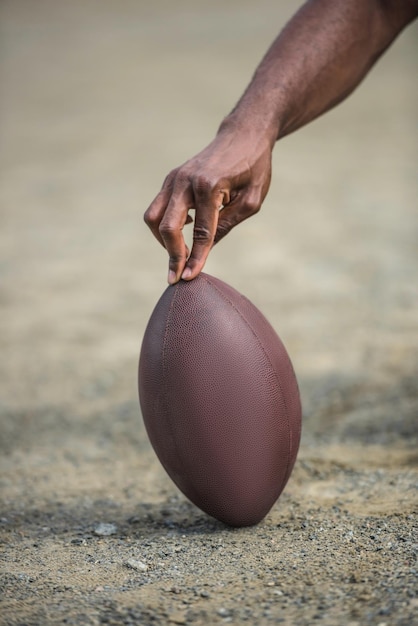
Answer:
[
  {"xmin": 94, "ymin": 523, "xmax": 118, "ymax": 536},
  {"xmin": 125, "ymin": 558, "xmax": 148, "ymax": 572}
]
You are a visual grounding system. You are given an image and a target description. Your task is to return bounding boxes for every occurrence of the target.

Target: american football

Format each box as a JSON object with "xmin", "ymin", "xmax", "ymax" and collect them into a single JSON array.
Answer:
[{"xmin": 138, "ymin": 273, "xmax": 302, "ymax": 527}]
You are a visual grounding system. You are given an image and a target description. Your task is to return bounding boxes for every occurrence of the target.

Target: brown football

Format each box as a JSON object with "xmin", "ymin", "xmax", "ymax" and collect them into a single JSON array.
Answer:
[{"xmin": 138, "ymin": 273, "xmax": 301, "ymax": 527}]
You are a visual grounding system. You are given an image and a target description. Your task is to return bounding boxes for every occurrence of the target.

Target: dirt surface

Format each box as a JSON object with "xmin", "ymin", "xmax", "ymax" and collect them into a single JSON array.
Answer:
[{"xmin": 1, "ymin": 2, "xmax": 417, "ymax": 625}]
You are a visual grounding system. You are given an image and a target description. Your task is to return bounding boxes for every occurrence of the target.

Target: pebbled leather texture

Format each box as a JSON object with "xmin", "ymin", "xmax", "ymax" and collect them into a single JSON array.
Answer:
[{"xmin": 138, "ymin": 273, "xmax": 302, "ymax": 527}]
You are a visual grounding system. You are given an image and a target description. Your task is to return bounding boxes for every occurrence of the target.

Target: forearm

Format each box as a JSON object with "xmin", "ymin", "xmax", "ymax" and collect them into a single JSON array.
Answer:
[
  {"xmin": 145, "ymin": 0, "xmax": 417, "ymax": 282},
  {"xmin": 220, "ymin": 0, "xmax": 418, "ymax": 144}
]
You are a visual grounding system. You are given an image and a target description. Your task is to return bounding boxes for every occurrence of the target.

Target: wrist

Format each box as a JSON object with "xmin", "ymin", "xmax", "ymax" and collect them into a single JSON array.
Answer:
[{"xmin": 217, "ymin": 104, "xmax": 280, "ymax": 150}]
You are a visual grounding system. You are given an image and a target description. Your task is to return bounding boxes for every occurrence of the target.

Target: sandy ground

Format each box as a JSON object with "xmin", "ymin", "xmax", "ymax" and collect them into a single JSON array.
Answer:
[{"xmin": 1, "ymin": 1, "xmax": 417, "ymax": 625}]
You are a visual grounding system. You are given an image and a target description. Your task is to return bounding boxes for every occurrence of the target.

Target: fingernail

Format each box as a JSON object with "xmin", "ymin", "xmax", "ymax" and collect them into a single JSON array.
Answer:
[
  {"xmin": 168, "ymin": 270, "xmax": 177, "ymax": 284},
  {"xmin": 181, "ymin": 267, "xmax": 192, "ymax": 280}
]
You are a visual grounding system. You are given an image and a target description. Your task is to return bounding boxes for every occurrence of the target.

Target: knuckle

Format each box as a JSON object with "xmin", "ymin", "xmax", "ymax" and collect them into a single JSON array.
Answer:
[
  {"xmin": 243, "ymin": 198, "xmax": 261, "ymax": 216},
  {"xmin": 144, "ymin": 188, "xmax": 168, "ymax": 225},
  {"xmin": 169, "ymin": 253, "xmax": 186, "ymax": 265},
  {"xmin": 158, "ymin": 221, "xmax": 178, "ymax": 239},
  {"xmin": 214, "ymin": 222, "xmax": 231, "ymax": 243},
  {"xmin": 162, "ymin": 168, "xmax": 179, "ymax": 188},
  {"xmin": 193, "ymin": 225, "xmax": 213, "ymax": 244},
  {"xmin": 176, "ymin": 169, "xmax": 192, "ymax": 186},
  {"xmin": 193, "ymin": 173, "xmax": 217, "ymax": 196},
  {"xmin": 143, "ymin": 207, "xmax": 156, "ymax": 226}
]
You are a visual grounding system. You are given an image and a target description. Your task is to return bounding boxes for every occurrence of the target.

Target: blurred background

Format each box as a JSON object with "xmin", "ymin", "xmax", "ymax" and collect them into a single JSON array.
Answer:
[{"xmin": 1, "ymin": 0, "xmax": 417, "ymax": 422}]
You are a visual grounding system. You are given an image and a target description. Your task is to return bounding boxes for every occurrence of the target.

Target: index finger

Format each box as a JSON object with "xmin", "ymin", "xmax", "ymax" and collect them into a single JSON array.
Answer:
[
  {"xmin": 144, "ymin": 187, "xmax": 171, "ymax": 248},
  {"xmin": 159, "ymin": 180, "xmax": 195, "ymax": 284}
]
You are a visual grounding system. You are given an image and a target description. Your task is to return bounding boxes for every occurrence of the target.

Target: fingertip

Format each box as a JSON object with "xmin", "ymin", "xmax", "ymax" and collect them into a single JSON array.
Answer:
[
  {"xmin": 168, "ymin": 269, "xmax": 178, "ymax": 285},
  {"xmin": 181, "ymin": 261, "xmax": 206, "ymax": 281},
  {"xmin": 181, "ymin": 267, "xmax": 192, "ymax": 280}
]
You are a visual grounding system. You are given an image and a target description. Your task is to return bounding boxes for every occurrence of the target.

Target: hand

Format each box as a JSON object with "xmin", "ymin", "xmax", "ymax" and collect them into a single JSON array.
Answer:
[{"xmin": 144, "ymin": 124, "xmax": 273, "ymax": 284}]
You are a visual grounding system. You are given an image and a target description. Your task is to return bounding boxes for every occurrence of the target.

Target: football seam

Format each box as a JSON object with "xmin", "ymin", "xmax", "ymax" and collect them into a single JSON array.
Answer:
[
  {"xmin": 203, "ymin": 274, "xmax": 292, "ymax": 496},
  {"xmin": 160, "ymin": 286, "xmax": 186, "ymax": 485},
  {"xmin": 160, "ymin": 283, "xmax": 201, "ymax": 506}
]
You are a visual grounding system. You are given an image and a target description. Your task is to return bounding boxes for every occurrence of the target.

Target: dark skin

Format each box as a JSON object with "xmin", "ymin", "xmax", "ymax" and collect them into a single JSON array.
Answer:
[{"xmin": 144, "ymin": 0, "xmax": 418, "ymax": 285}]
